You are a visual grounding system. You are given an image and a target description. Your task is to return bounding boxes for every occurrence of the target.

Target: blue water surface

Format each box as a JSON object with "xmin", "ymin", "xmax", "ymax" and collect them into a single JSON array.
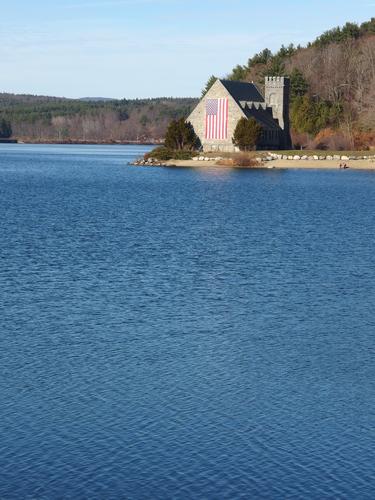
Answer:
[{"xmin": 0, "ymin": 144, "xmax": 374, "ymax": 499}]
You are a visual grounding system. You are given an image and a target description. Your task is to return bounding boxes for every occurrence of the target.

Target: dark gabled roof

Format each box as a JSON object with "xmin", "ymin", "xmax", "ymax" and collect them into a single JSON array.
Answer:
[
  {"xmin": 243, "ymin": 105, "xmax": 281, "ymax": 130},
  {"xmin": 220, "ymin": 79, "xmax": 264, "ymax": 104}
]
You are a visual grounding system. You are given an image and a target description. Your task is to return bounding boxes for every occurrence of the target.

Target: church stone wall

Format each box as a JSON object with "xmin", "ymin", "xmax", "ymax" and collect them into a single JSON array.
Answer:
[
  {"xmin": 187, "ymin": 77, "xmax": 292, "ymax": 152},
  {"xmin": 187, "ymin": 80, "xmax": 245, "ymax": 153}
]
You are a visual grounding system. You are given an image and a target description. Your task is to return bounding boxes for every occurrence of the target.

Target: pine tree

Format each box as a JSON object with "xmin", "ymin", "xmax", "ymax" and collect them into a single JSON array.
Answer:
[
  {"xmin": 0, "ymin": 118, "xmax": 12, "ymax": 139},
  {"xmin": 232, "ymin": 117, "xmax": 262, "ymax": 151},
  {"xmin": 164, "ymin": 118, "xmax": 200, "ymax": 151},
  {"xmin": 201, "ymin": 76, "xmax": 217, "ymax": 97},
  {"xmin": 290, "ymin": 68, "xmax": 309, "ymax": 99}
]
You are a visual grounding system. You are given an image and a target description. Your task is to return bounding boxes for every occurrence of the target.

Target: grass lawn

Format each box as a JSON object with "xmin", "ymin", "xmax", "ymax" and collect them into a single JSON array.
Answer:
[{"xmin": 269, "ymin": 150, "xmax": 373, "ymax": 157}]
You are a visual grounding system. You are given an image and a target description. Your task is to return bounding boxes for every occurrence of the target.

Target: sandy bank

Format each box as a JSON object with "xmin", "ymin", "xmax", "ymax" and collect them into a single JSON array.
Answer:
[
  {"xmin": 262, "ymin": 159, "xmax": 375, "ymax": 170},
  {"xmin": 165, "ymin": 158, "xmax": 375, "ymax": 170}
]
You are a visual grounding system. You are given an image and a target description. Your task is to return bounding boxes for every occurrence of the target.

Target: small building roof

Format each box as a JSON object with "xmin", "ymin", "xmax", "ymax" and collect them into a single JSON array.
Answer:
[
  {"xmin": 243, "ymin": 105, "xmax": 280, "ymax": 130},
  {"xmin": 220, "ymin": 80, "xmax": 264, "ymax": 104}
]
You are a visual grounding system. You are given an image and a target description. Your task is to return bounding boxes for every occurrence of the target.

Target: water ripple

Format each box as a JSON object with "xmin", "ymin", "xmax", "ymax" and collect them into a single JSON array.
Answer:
[{"xmin": 0, "ymin": 145, "xmax": 374, "ymax": 499}]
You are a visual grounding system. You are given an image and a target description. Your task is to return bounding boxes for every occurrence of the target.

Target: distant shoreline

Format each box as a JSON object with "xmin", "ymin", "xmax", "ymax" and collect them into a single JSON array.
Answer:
[
  {"xmin": 10, "ymin": 140, "xmax": 158, "ymax": 146},
  {"xmin": 0, "ymin": 139, "xmax": 18, "ymax": 144}
]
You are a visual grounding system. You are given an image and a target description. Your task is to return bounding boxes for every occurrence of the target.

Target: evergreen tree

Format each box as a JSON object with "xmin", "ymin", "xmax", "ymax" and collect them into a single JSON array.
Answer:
[
  {"xmin": 276, "ymin": 44, "xmax": 296, "ymax": 59},
  {"xmin": 360, "ymin": 17, "xmax": 375, "ymax": 34},
  {"xmin": 0, "ymin": 118, "xmax": 12, "ymax": 139},
  {"xmin": 341, "ymin": 22, "xmax": 361, "ymax": 40},
  {"xmin": 313, "ymin": 22, "xmax": 361, "ymax": 46},
  {"xmin": 201, "ymin": 76, "xmax": 217, "ymax": 97},
  {"xmin": 164, "ymin": 118, "xmax": 200, "ymax": 151},
  {"xmin": 289, "ymin": 68, "xmax": 309, "ymax": 99},
  {"xmin": 248, "ymin": 48, "xmax": 273, "ymax": 67},
  {"xmin": 290, "ymin": 95, "xmax": 342, "ymax": 135},
  {"xmin": 228, "ymin": 65, "xmax": 248, "ymax": 81},
  {"xmin": 232, "ymin": 117, "xmax": 262, "ymax": 151}
]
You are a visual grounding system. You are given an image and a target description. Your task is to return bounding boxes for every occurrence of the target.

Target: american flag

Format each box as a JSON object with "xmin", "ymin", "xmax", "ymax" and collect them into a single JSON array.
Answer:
[{"xmin": 205, "ymin": 98, "xmax": 228, "ymax": 140}]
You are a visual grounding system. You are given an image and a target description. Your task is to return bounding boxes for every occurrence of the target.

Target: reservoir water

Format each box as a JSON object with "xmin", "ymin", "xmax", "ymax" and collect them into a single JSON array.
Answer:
[{"xmin": 0, "ymin": 144, "xmax": 374, "ymax": 499}]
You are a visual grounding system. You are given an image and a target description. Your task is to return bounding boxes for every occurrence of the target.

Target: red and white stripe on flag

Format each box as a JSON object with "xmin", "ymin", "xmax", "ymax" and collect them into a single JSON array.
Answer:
[{"xmin": 205, "ymin": 98, "xmax": 228, "ymax": 140}]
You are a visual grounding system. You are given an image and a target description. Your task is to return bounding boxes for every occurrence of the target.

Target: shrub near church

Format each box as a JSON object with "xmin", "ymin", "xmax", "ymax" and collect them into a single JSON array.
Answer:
[
  {"xmin": 145, "ymin": 118, "xmax": 200, "ymax": 161},
  {"xmin": 164, "ymin": 118, "xmax": 200, "ymax": 151},
  {"xmin": 233, "ymin": 117, "xmax": 263, "ymax": 151}
]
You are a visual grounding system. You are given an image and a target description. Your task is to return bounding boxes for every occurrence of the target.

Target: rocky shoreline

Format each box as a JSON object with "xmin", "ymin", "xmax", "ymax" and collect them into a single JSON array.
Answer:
[
  {"xmin": 262, "ymin": 153, "xmax": 375, "ymax": 162},
  {"xmin": 132, "ymin": 158, "xmax": 172, "ymax": 167},
  {"xmin": 191, "ymin": 153, "xmax": 375, "ymax": 164},
  {"xmin": 132, "ymin": 152, "xmax": 375, "ymax": 169}
]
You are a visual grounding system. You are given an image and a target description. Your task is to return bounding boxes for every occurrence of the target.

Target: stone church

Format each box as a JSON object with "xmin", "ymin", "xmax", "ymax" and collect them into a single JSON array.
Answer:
[{"xmin": 187, "ymin": 77, "xmax": 292, "ymax": 152}]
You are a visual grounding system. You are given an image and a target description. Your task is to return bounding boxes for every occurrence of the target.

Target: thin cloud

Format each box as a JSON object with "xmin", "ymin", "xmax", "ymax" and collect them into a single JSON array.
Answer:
[{"xmin": 63, "ymin": 0, "xmax": 173, "ymax": 7}]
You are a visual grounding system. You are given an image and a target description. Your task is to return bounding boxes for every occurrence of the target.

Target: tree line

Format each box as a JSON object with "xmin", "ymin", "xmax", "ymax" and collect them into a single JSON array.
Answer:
[
  {"xmin": 202, "ymin": 17, "xmax": 375, "ymax": 149},
  {"xmin": 0, "ymin": 94, "xmax": 197, "ymax": 143},
  {"xmin": 1, "ymin": 17, "xmax": 374, "ymax": 149}
]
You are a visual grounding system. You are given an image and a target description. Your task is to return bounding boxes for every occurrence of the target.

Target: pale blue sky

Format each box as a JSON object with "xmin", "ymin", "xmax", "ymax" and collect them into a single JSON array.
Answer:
[{"xmin": 0, "ymin": 0, "xmax": 373, "ymax": 98}]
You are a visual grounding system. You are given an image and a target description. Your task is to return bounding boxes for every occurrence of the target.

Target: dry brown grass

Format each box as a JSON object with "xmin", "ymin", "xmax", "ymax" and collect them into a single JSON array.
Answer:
[
  {"xmin": 292, "ymin": 128, "xmax": 375, "ymax": 151},
  {"xmin": 217, "ymin": 153, "xmax": 261, "ymax": 167}
]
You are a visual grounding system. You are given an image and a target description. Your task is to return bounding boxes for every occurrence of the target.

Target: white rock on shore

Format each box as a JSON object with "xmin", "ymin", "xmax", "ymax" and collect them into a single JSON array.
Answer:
[{"xmin": 133, "ymin": 152, "xmax": 375, "ymax": 167}]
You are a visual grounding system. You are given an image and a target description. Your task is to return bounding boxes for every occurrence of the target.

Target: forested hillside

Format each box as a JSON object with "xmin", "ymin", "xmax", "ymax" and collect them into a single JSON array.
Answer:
[
  {"xmin": 0, "ymin": 94, "xmax": 197, "ymax": 143},
  {"xmin": 1, "ymin": 18, "xmax": 374, "ymax": 148},
  {"xmin": 216, "ymin": 18, "xmax": 375, "ymax": 149}
]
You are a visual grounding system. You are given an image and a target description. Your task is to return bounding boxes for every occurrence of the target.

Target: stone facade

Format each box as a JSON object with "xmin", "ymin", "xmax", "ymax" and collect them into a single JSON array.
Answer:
[
  {"xmin": 264, "ymin": 76, "xmax": 292, "ymax": 149},
  {"xmin": 187, "ymin": 77, "xmax": 292, "ymax": 152},
  {"xmin": 187, "ymin": 80, "xmax": 244, "ymax": 153}
]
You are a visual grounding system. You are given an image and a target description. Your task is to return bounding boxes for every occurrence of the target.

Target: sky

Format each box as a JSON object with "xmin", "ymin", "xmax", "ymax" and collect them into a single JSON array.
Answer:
[{"xmin": 0, "ymin": 0, "xmax": 373, "ymax": 99}]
